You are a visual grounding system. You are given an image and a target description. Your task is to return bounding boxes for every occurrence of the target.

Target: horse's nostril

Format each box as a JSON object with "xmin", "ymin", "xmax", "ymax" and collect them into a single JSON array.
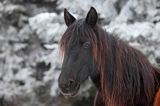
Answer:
[
  {"xmin": 59, "ymin": 78, "xmax": 76, "ymax": 91},
  {"xmin": 68, "ymin": 79, "xmax": 75, "ymax": 87}
]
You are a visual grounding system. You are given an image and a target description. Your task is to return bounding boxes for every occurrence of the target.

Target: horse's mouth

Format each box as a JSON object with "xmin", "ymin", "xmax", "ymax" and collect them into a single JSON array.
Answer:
[{"xmin": 60, "ymin": 84, "xmax": 80, "ymax": 97}]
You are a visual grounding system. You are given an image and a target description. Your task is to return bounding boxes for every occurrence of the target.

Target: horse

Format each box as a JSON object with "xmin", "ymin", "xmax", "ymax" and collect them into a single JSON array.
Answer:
[{"xmin": 58, "ymin": 7, "xmax": 160, "ymax": 106}]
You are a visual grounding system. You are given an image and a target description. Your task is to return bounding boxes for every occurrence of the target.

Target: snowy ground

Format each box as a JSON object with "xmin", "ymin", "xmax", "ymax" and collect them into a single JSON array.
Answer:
[{"xmin": 0, "ymin": 0, "xmax": 160, "ymax": 106}]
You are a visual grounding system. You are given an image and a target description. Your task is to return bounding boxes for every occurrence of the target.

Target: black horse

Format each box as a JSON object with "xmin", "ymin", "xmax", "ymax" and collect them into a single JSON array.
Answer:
[{"xmin": 58, "ymin": 7, "xmax": 160, "ymax": 106}]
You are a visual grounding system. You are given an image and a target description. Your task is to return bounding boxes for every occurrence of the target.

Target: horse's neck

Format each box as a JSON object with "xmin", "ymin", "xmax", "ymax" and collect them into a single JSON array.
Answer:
[
  {"xmin": 152, "ymin": 66, "xmax": 160, "ymax": 88},
  {"xmin": 153, "ymin": 66, "xmax": 160, "ymax": 106},
  {"xmin": 157, "ymin": 74, "xmax": 160, "ymax": 88}
]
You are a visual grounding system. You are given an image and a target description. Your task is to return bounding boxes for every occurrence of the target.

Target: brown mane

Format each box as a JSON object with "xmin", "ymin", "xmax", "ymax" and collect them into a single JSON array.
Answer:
[{"xmin": 59, "ymin": 19, "xmax": 160, "ymax": 106}]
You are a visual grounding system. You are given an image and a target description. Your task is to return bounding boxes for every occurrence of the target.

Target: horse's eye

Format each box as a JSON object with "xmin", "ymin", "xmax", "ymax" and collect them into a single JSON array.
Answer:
[{"xmin": 83, "ymin": 42, "xmax": 91, "ymax": 48}]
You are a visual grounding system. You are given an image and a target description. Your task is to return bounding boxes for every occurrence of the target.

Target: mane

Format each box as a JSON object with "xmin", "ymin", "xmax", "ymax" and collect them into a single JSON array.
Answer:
[{"xmin": 60, "ymin": 19, "xmax": 160, "ymax": 106}]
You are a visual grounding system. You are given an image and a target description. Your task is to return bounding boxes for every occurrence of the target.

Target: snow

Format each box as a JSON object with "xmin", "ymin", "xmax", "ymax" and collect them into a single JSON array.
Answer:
[
  {"xmin": 29, "ymin": 13, "xmax": 66, "ymax": 43},
  {"xmin": 57, "ymin": 0, "xmax": 118, "ymax": 23},
  {"xmin": 106, "ymin": 22, "xmax": 154, "ymax": 40}
]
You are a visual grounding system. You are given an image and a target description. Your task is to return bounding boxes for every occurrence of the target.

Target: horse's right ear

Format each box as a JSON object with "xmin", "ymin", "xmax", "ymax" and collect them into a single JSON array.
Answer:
[
  {"xmin": 64, "ymin": 9, "xmax": 76, "ymax": 27},
  {"xmin": 86, "ymin": 7, "xmax": 98, "ymax": 27}
]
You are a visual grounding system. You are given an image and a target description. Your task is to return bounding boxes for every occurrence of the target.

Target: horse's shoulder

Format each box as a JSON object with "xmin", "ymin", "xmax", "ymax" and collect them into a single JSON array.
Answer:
[{"xmin": 153, "ymin": 89, "xmax": 160, "ymax": 106}]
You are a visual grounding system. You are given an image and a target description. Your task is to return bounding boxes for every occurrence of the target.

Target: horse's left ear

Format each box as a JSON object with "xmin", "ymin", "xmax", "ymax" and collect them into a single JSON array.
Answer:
[
  {"xmin": 64, "ymin": 8, "xmax": 76, "ymax": 27},
  {"xmin": 86, "ymin": 7, "xmax": 98, "ymax": 27}
]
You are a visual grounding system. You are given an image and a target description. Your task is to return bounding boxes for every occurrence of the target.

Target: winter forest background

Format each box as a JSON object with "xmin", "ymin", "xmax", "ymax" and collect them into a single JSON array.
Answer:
[{"xmin": 0, "ymin": 0, "xmax": 160, "ymax": 106}]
